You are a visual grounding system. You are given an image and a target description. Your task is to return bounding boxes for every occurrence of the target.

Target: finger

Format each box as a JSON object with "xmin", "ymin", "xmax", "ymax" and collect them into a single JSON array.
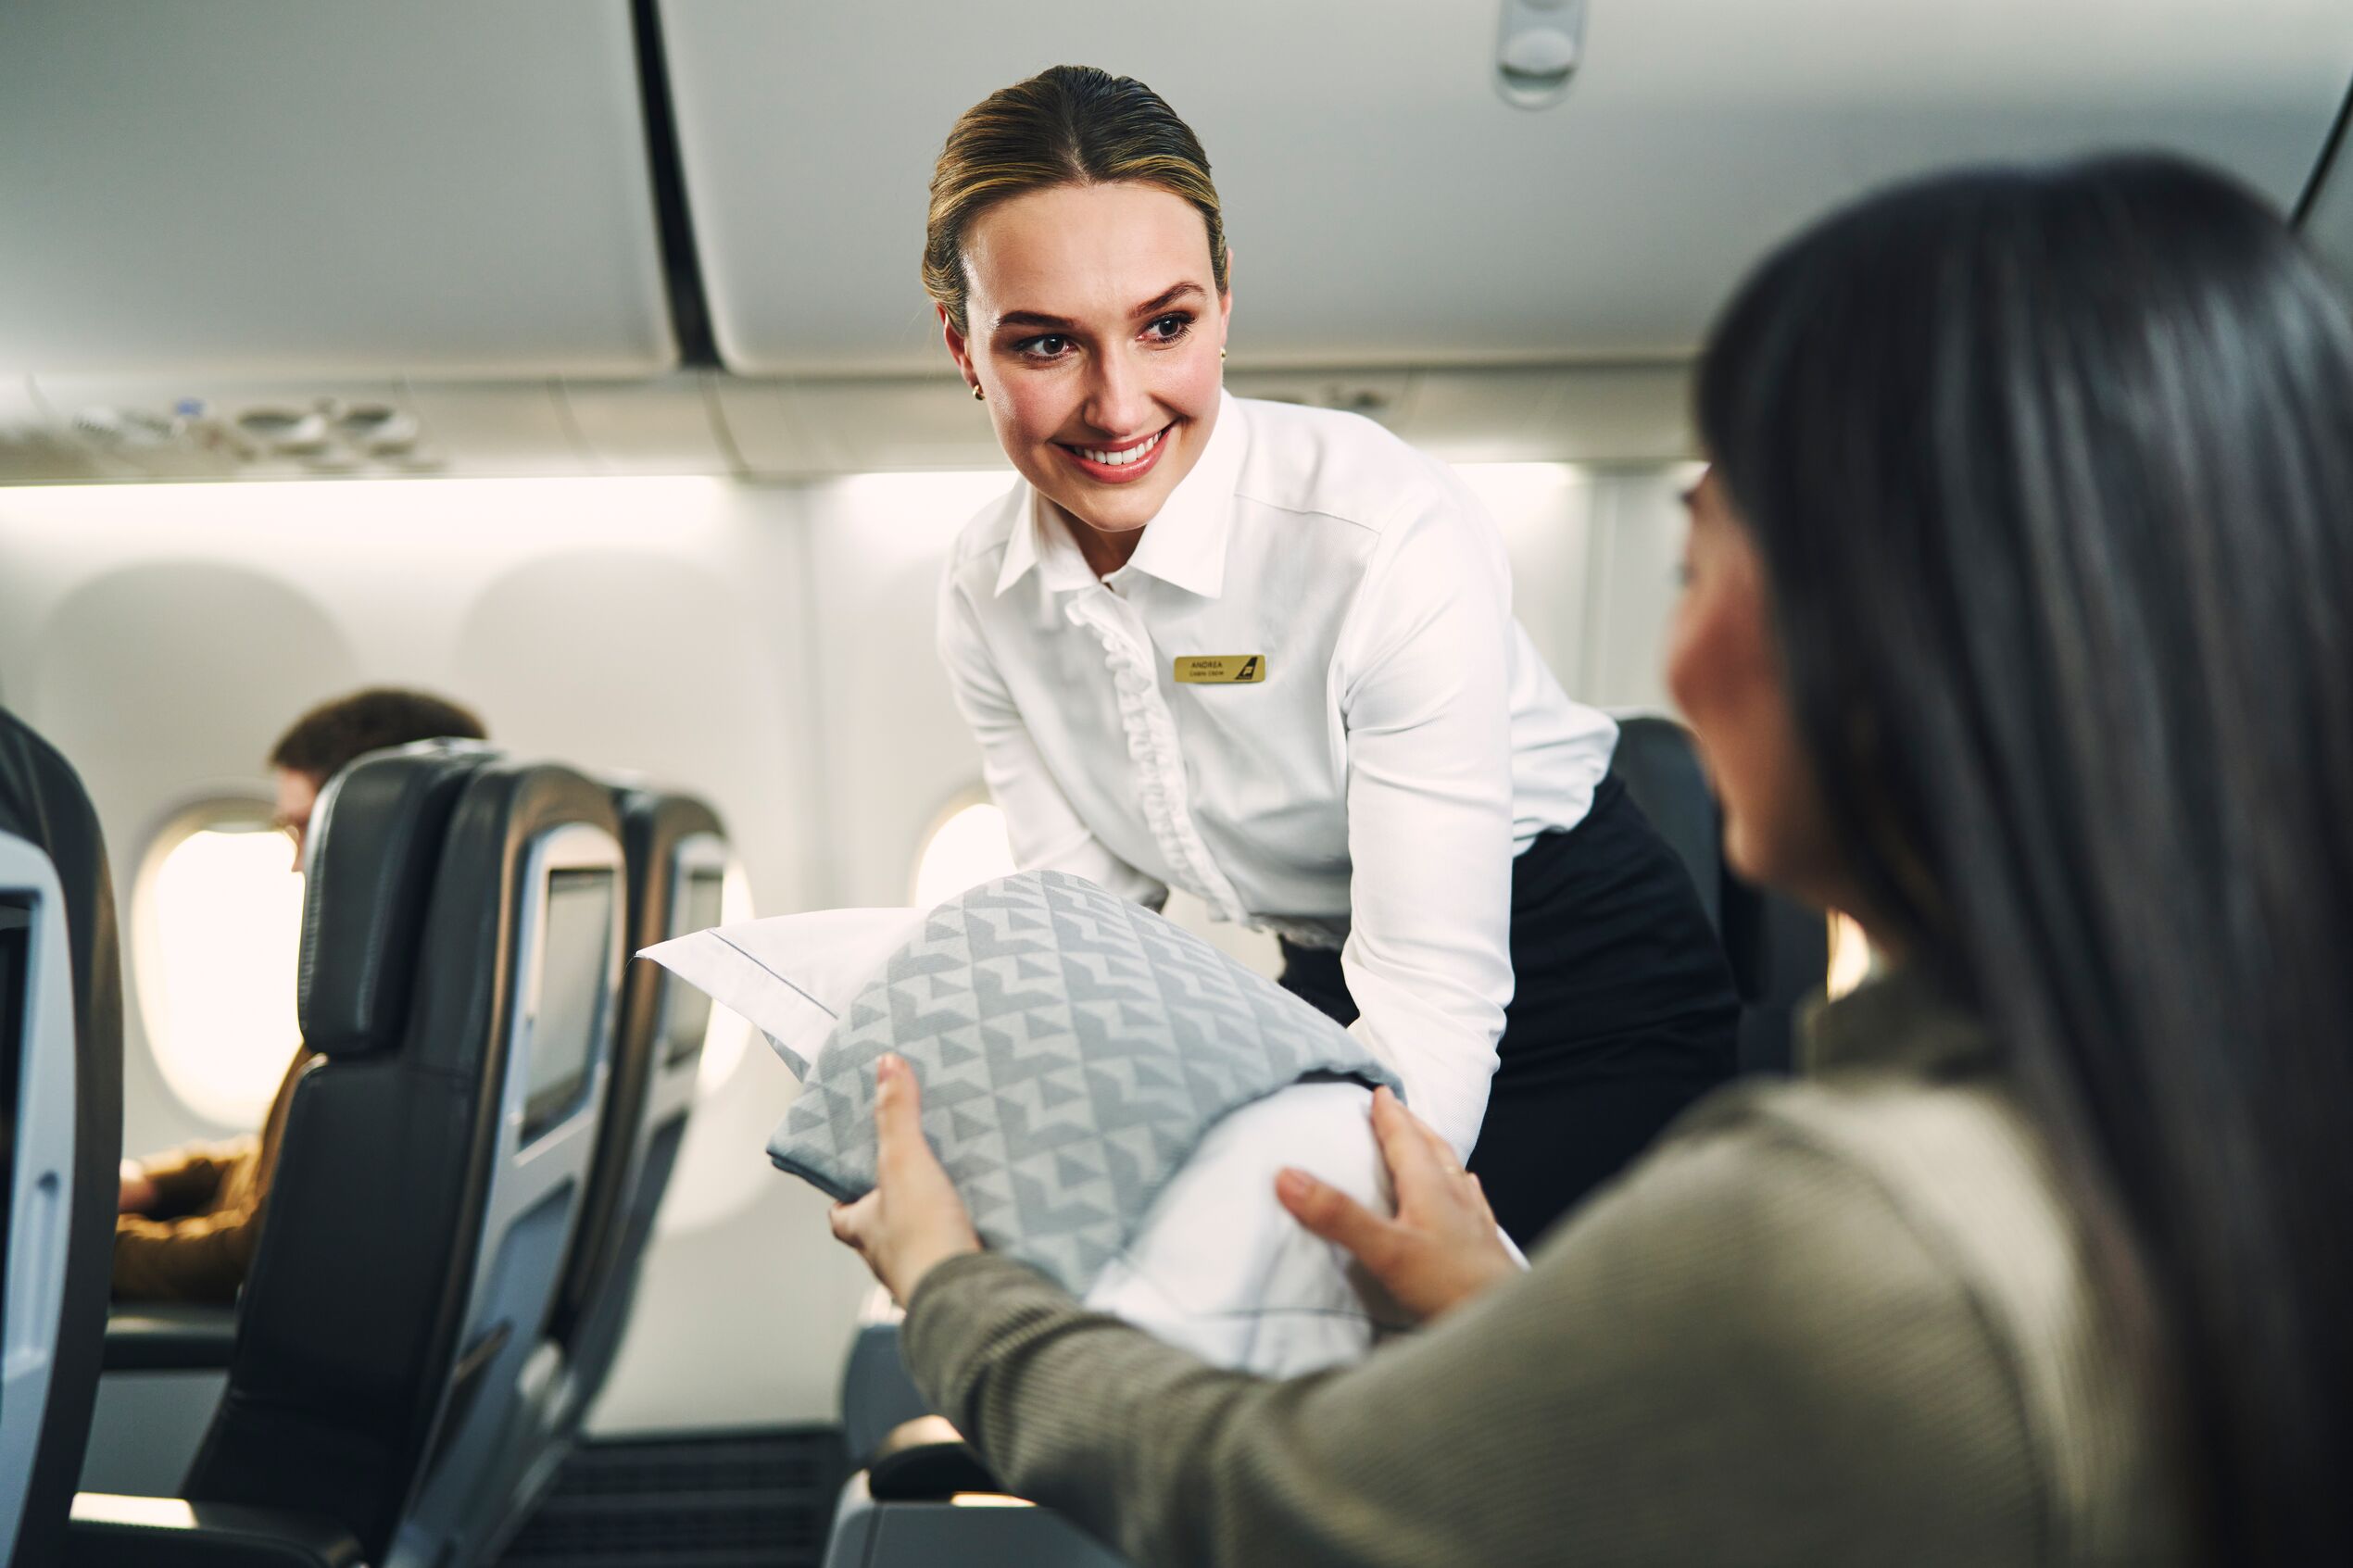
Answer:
[
  {"xmin": 1277, "ymin": 1166, "xmax": 1401, "ymax": 1268},
  {"xmin": 1370, "ymin": 1085, "xmax": 1452, "ymax": 1192},
  {"xmin": 830, "ymin": 1192, "xmax": 879, "ymax": 1250},
  {"xmin": 1373, "ymin": 1085, "xmax": 1465, "ymax": 1174},
  {"xmin": 872, "ymin": 1055, "xmax": 933, "ymax": 1177}
]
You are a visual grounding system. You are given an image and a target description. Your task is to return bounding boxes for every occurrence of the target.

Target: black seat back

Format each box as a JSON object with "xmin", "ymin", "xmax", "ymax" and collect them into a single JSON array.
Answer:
[
  {"xmin": 182, "ymin": 747, "xmax": 625, "ymax": 1564},
  {"xmin": 551, "ymin": 788, "xmax": 724, "ymax": 1407},
  {"xmin": 0, "ymin": 709, "xmax": 121, "ymax": 1568},
  {"xmin": 464, "ymin": 788, "xmax": 728, "ymax": 1554},
  {"xmin": 1607, "ymin": 715, "xmax": 1827, "ymax": 1074}
]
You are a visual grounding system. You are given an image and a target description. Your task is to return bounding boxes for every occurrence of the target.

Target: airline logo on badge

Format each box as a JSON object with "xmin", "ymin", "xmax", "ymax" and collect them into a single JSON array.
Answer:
[{"xmin": 1174, "ymin": 655, "xmax": 1265, "ymax": 684}]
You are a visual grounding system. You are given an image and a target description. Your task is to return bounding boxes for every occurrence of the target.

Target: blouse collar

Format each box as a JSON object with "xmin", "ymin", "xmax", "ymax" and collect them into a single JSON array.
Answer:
[{"xmin": 996, "ymin": 389, "xmax": 1249, "ymax": 600}]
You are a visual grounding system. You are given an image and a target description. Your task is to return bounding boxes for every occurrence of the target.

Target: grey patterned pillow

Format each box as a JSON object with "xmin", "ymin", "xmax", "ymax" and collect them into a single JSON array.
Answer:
[{"xmin": 770, "ymin": 869, "xmax": 1403, "ymax": 1292}]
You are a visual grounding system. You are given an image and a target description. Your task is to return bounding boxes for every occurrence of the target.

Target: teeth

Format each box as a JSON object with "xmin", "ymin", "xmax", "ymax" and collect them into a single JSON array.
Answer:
[{"xmin": 1080, "ymin": 428, "xmax": 1163, "ymax": 467}]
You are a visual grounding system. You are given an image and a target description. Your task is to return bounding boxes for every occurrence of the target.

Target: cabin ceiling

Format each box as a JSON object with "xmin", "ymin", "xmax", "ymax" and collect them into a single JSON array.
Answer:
[
  {"xmin": 3, "ymin": 0, "xmax": 2351, "ymax": 482},
  {"xmin": 664, "ymin": 0, "xmax": 2353, "ymax": 373}
]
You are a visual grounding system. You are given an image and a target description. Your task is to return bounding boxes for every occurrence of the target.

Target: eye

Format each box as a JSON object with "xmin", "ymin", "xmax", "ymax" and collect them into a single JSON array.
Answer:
[
  {"xmin": 1013, "ymin": 334, "xmax": 1074, "ymax": 361},
  {"xmin": 1142, "ymin": 312, "xmax": 1194, "ymax": 345}
]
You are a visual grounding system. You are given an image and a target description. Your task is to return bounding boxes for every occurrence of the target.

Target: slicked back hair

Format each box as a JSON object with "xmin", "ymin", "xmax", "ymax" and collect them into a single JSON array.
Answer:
[{"xmin": 925, "ymin": 65, "xmax": 1228, "ymax": 336}]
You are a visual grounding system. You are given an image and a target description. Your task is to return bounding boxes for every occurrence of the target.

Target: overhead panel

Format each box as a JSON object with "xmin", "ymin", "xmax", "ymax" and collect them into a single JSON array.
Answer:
[
  {"xmin": 660, "ymin": 0, "xmax": 2353, "ymax": 375},
  {"xmin": 0, "ymin": 2, "xmax": 673, "ymax": 379}
]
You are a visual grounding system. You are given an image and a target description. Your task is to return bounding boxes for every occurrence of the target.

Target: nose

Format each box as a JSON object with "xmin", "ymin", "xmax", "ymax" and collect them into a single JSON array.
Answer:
[{"xmin": 1081, "ymin": 346, "xmax": 1153, "ymax": 439}]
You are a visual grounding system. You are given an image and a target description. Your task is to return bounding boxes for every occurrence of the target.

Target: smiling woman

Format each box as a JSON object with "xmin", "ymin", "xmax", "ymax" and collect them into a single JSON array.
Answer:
[
  {"xmin": 927, "ymin": 72, "xmax": 1233, "ymax": 571},
  {"xmin": 912, "ymin": 65, "xmax": 1743, "ymax": 1248}
]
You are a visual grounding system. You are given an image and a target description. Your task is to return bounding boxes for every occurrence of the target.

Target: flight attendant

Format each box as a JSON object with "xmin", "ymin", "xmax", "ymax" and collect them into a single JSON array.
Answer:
[{"xmin": 929, "ymin": 65, "xmax": 1738, "ymax": 1243}]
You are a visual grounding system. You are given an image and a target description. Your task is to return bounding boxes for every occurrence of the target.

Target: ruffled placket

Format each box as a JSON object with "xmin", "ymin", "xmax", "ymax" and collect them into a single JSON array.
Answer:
[{"xmin": 1063, "ymin": 586, "xmax": 1254, "ymax": 928}]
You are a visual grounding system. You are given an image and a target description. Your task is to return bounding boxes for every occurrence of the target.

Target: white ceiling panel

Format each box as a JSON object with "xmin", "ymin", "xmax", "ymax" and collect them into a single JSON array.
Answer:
[
  {"xmin": 661, "ymin": 0, "xmax": 2353, "ymax": 374},
  {"xmin": 0, "ymin": 2, "xmax": 673, "ymax": 378}
]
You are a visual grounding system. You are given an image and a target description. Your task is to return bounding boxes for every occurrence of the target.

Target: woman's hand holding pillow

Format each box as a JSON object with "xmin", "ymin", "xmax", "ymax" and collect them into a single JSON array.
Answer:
[
  {"xmin": 1276, "ymin": 1085, "xmax": 1521, "ymax": 1323},
  {"xmin": 828, "ymin": 1055, "xmax": 981, "ymax": 1304}
]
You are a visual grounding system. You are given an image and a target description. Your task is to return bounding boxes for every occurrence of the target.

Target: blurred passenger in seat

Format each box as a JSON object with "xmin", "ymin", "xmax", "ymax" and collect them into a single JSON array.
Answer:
[
  {"xmin": 113, "ymin": 687, "xmax": 487, "ymax": 1303},
  {"xmin": 830, "ymin": 157, "xmax": 2353, "ymax": 1566}
]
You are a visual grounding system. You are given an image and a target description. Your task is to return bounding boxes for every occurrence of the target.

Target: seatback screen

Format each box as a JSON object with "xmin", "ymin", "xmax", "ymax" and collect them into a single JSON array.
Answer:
[
  {"xmin": 522, "ymin": 868, "xmax": 614, "ymax": 1142},
  {"xmin": 660, "ymin": 869, "xmax": 725, "ymax": 1067}
]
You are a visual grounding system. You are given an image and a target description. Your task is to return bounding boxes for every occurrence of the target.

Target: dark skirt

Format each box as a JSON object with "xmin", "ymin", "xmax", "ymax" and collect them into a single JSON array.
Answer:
[{"xmin": 1278, "ymin": 775, "xmax": 1741, "ymax": 1248}]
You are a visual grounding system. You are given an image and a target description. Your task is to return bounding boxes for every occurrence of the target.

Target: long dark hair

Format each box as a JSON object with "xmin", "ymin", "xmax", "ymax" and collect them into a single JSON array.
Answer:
[{"xmin": 1697, "ymin": 156, "xmax": 2353, "ymax": 1561}]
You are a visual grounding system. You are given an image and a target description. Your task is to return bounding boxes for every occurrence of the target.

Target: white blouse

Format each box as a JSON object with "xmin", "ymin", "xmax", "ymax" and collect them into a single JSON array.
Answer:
[{"xmin": 937, "ymin": 392, "xmax": 1618, "ymax": 1157}]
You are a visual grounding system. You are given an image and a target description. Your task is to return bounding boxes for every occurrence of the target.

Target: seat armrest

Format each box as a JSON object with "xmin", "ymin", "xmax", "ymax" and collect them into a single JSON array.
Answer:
[
  {"xmin": 867, "ymin": 1437, "xmax": 1007, "ymax": 1502},
  {"xmin": 68, "ymin": 1494, "xmax": 366, "ymax": 1566},
  {"xmin": 104, "ymin": 1304, "xmax": 239, "ymax": 1372}
]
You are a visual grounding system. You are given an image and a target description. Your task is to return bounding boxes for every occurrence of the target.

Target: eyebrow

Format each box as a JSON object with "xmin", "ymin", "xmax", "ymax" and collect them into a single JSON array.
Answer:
[{"xmin": 993, "ymin": 282, "xmax": 1207, "ymax": 333}]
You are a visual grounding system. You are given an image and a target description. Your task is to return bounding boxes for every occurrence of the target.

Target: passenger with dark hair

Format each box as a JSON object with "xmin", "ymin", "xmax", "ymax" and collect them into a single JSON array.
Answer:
[
  {"xmin": 827, "ymin": 156, "xmax": 2353, "ymax": 1565},
  {"xmin": 113, "ymin": 687, "xmax": 487, "ymax": 1302},
  {"xmin": 263, "ymin": 686, "xmax": 485, "ymax": 862}
]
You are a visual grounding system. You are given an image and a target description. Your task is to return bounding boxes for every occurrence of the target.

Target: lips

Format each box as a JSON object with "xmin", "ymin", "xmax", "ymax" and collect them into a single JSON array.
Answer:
[{"xmin": 1058, "ymin": 422, "xmax": 1172, "ymax": 484}]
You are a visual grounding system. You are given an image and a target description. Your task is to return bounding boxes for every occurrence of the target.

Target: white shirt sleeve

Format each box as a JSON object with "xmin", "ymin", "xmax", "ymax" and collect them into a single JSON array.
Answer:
[
  {"xmin": 1333, "ymin": 489, "xmax": 1518, "ymax": 1160},
  {"xmin": 937, "ymin": 570, "xmax": 1170, "ymax": 909}
]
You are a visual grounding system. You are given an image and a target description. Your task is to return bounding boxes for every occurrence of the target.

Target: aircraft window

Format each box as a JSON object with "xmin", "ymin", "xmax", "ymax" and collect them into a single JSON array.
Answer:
[
  {"xmin": 655, "ymin": 860, "xmax": 766, "ymax": 1236},
  {"xmin": 1826, "ymin": 910, "xmax": 1875, "ymax": 1000},
  {"xmin": 660, "ymin": 869, "xmax": 727, "ymax": 1069},
  {"xmin": 692, "ymin": 862, "xmax": 756, "ymax": 1096},
  {"xmin": 132, "ymin": 805, "xmax": 305, "ymax": 1125},
  {"xmin": 912, "ymin": 797, "xmax": 1014, "ymax": 908}
]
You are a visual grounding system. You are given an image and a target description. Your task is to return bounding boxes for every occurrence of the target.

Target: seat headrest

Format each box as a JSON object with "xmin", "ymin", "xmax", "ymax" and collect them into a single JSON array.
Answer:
[
  {"xmin": 1607, "ymin": 714, "xmax": 1724, "ymax": 934},
  {"xmin": 0, "ymin": 707, "xmax": 119, "ymax": 1039},
  {"xmin": 297, "ymin": 744, "xmax": 497, "ymax": 1058}
]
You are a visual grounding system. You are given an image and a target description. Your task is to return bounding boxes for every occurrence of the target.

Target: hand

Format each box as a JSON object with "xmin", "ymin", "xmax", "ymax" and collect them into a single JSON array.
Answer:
[
  {"xmin": 119, "ymin": 1159, "xmax": 157, "ymax": 1216},
  {"xmin": 828, "ymin": 1055, "xmax": 983, "ymax": 1304},
  {"xmin": 1277, "ymin": 1085, "xmax": 1520, "ymax": 1323}
]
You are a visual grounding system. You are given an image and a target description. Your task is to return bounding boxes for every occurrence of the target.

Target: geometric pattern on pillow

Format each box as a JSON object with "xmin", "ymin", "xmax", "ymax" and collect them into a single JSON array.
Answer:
[{"xmin": 768, "ymin": 869, "xmax": 1402, "ymax": 1292}]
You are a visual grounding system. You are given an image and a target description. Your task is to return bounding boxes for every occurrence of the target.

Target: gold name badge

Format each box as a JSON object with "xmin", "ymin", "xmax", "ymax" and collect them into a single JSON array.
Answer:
[{"xmin": 1174, "ymin": 654, "xmax": 1266, "ymax": 684}]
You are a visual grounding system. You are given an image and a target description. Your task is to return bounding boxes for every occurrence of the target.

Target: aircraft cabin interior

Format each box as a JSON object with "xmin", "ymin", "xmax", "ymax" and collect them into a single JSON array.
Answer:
[{"xmin": 6, "ymin": 4, "xmax": 2353, "ymax": 1567}]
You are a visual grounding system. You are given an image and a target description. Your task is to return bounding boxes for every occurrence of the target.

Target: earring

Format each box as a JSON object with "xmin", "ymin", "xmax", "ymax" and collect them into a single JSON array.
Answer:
[
  {"xmin": 973, "ymin": 383, "xmax": 986, "ymax": 401},
  {"xmin": 1220, "ymin": 347, "xmax": 1228, "ymax": 360}
]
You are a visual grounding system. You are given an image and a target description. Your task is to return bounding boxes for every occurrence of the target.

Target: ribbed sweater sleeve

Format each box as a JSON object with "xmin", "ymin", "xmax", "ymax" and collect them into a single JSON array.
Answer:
[{"xmin": 902, "ymin": 1114, "xmax": 2045, "ymax": 1568}]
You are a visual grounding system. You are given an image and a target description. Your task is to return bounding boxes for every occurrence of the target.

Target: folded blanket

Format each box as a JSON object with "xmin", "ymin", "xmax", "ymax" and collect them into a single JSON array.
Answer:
[{"xmin": 645, "ymin": 869, "xmax": 1411, "ymax": 1375}]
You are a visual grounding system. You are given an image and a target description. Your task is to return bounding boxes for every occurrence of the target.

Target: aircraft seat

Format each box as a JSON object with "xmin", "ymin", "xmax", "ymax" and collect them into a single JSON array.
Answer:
[
  {"xmin": 0, "ymin": 709, "xmax": 123, "ymax": 1568},
  {"xmin": 549, "ymin": 787, "xmax": 726, "ymax": 1419},
  {"xmin": 0, "ymin": 833, "xmax": 106, "ymax": 1563},
  {"xmin": 841, "ymin": 1298, "xmax": 929, "ymax": 1469},
  {"xmin": 463, "ymin": 785, "xmax": 728, "ymax": 1557},
  {"xmin": 77, "ymin": 746, "xmax": 626, "ymax": 1568},
  {"xmin": 1606, "ymin": 714, "xmax": 1828, "ymax": 1074},
  {"xmin": 824, "ymin": 1418, "xmax": 1130, "ymax": 1568},
  {"xmin": 0, "ymin": 707, "xmax": 360, "ymax": 1567}
]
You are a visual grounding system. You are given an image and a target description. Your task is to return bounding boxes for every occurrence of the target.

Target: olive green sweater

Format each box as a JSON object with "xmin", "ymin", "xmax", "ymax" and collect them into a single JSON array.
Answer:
[{"xmin": 902, "ymin": 972, "xmax": 2187, "ymax": 1567}]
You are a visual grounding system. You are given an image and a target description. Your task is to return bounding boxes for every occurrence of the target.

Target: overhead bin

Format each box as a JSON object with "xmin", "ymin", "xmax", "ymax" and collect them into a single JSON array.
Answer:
[
  {"xmin": 0, "ymin": 1, "xmax": 674, "ymax": 379},
  {"xmin": 658, "ymin": 0, "xmax": 2353, "ymax": 376}
]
